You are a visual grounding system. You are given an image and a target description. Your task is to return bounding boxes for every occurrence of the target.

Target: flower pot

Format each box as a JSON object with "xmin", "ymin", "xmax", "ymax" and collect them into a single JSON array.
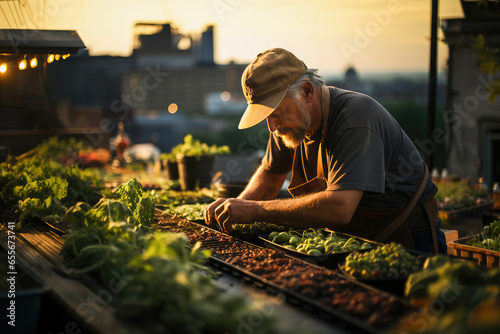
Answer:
[
  {"xmin": 162, "ymin": 159, "xmax": 179, "ymax": 180},
  {"xmin": 176, "ymin": 155, "xmax": 215, "ymax": 191},
  {"xmin": 461, "ymin": 0, "xmax": 500, "ymax": 19},
  {"xmin": 215, "ymin": 182, "xmax": 248, "ymax": 198}
]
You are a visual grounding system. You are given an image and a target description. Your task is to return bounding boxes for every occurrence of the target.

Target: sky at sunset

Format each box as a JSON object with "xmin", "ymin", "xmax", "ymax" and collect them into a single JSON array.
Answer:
[{"xmin": 0, "ymin": 0, "xmax": 466, "ymax": 76}]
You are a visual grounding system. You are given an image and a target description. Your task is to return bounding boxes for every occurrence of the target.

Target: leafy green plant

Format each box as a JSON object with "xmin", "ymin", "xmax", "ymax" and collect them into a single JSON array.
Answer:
[
  {"xmin": 15, "ymin": 136, "xmax": 88, "ymax": 162},
  {"xmin": 61, "ymin": 178, "xmax": 278, "ymax": 334},
  {"xmin": 472, "ymin": 34, "xmax": 500, "ymax": 103},
  {"xmin": 163, "ymin": 203, "xmax": 207, "ymax": 221},
  {"xmin": 61, "ymin": 178, "xmax": 157, "ymax": 282},
  {"xmin": 466, "ymin": 220, "xmax": 500, "ymax": 251},
  {"xmin": 400, "ymin": 255, "xmax": 500, "ymax": 333},
  {"xmin": 116, "ymin": 233, "xmax": 277, "ymax": 334},
  {"xmin": 170, "ymin": 134, "xmax": 230, "ymax": 159},
  {"xmin": 435, "ymin": 181, "xmax": 489, "ymax": 210},
  {"xmin": 160, "ymin": 152, "xmax": 176, "ymax": 163},
  {"xmin": 0, "ymin": 157, "xmax": 103, "ymax": 227}
]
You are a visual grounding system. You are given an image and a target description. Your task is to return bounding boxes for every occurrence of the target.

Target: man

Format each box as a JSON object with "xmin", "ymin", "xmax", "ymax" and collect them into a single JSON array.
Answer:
[{"xmin": 204, "ymin": 48, "xmax": 447, "ymax": 254}]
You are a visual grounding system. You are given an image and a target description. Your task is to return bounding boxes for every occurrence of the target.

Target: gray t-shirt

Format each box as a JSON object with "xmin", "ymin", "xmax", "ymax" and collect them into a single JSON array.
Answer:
[{"xmin": 262, "ymin": 87, "xmax": 435, "ymax": 210}]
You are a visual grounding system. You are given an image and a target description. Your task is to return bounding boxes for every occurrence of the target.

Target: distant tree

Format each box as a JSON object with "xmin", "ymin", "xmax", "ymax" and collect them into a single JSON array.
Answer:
[{"xmin": 472, "ymin": 34, "xmax": 500, "ymax": 103}]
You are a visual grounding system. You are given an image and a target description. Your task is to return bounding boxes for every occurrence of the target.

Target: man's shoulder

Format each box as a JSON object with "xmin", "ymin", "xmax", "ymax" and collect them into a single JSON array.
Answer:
[
  {"xmin": 331, "ymin": 88, "xmax": 382, "ymax": 111},
  {"xmin": 329, "ymin": 89, "xmax": 385, "ymax": 128}
]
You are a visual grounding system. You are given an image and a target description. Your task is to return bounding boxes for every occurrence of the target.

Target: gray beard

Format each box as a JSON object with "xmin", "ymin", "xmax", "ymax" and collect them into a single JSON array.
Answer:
[
  {"xmin": 277, "ymin": 101, "xmax": 312, "ymax": 148},
  {"xmin": 278, "ymin": 129, "xmax": 308, "ymax": 148}
]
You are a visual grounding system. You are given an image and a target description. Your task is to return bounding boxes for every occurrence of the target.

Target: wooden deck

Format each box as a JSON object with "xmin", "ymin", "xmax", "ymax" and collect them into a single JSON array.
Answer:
[{"xmin": 0, "ymin": 222, "xmax": 147, "ymax": 334}]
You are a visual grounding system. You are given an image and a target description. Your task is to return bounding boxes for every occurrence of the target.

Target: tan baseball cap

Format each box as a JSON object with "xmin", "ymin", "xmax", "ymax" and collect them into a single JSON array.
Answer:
[{"xmin": 238, "ymin": 48, "xmax": 307, "ymax": 129}]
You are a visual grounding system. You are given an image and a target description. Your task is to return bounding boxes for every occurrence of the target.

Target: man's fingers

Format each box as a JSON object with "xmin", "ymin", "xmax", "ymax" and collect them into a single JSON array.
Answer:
[
  {"xmin": 205, "ymin": 198, "xmax": 226, "ymax": 227},
  {"xmin": 223, "ymin": 214, "xmax": 233, "ymax": 233},
  {"xmin": 214, "ymin": 200, "xmax": 231, "ymax": 232}
]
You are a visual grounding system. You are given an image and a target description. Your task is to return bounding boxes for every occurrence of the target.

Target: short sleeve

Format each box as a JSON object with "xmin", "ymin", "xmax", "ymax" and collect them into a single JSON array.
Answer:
[
  {"xmin": 325, "ymin": 127, "xmax": 386, "ymax": 193},
  {"xmin": 261, "ymin": 132, "xmax": 294, "ymax": 174}
]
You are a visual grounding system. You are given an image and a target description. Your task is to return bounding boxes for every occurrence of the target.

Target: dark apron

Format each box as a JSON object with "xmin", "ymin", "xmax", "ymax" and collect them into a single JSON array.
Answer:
[{"xmin": 286, "ymin": 86, "xmax": 440, "ymax": 253}]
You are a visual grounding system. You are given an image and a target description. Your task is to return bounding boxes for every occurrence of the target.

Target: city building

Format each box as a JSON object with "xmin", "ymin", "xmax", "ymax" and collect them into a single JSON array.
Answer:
[
  {"xmin": 441, "ymin": 8, "xmax": 500, "ymax": 187},
  {"xmin": 45, "ymin": 23, "xmax": 247, "ymax": 152}
]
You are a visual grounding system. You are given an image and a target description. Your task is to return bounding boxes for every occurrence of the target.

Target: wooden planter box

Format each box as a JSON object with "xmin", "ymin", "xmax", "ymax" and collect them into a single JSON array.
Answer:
[
  {"xmin": 448, "ymin": 236, "xmax": 500, "ymax": 268},
  {"xmin": 438, "ymin": 201, "xmax": 494, "ymax": 224}
]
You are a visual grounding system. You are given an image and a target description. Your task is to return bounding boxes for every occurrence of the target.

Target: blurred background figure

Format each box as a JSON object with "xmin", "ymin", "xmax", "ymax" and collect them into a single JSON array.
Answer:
[{"xmin": 111, "ymin": 121, "xmax": 131, "ymax": 167}]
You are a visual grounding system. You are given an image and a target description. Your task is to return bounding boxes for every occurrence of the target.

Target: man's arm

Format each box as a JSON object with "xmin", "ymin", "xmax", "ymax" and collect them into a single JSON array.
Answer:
[
  {"xmin": 237, "ymin": 165, "xmax": 288, "ymax": 200},
  {"xmin": 213, "ymin": 189, "xmax": 363, "ymax": 233}
]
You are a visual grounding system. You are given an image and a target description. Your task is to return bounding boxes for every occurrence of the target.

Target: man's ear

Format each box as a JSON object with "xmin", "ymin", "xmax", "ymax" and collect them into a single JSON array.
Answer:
[{"xmin": 302, "ymin": 81, "xmax": 314, "ymax": 102}]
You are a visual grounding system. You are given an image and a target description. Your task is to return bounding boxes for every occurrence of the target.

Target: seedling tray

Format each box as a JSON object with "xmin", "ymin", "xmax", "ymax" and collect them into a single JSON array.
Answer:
[{"xmin": 259, "ymin": 229, "xmax": 381, "ymax": 269}]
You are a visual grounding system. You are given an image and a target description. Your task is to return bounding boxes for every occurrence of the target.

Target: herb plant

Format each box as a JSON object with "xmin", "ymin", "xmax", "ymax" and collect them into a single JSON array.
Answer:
[{"xmin": 170, "ymin": 134, "xmax": 230, "ymax": 159}]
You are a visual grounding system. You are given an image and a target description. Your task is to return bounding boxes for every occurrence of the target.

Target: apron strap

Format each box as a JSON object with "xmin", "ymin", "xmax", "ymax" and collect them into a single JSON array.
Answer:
[
  {"xmin": 373, "ymin": 163, "xmax": 430, "ymax": 243},
  {"xmin": 317, "ymin": 86, "xmax": 331, "ymax": 187},
  {"xmin": 422, "ymin": 198, "xmax": 440, "ymax": 254}
]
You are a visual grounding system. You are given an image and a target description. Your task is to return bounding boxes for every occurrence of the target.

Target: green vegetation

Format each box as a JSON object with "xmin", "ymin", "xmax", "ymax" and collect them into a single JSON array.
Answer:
[
  {"xmin": 163, "ymin": 203, "xmax": 208, "ymax": 221},
  {"xmin": 167, "ymin": 134, "xmax": 231, "ymax": 159},
  {"xmin": 466, "ymin": 220, "xmax": 500, "ymax": 252},
  {"xmin": 267, "ymin": 228, "xmax": 372, "ymax": 255},
  {"xmin": 343, "ymin": 243, "xmax": 421, "ymax": 279},
  {"xmin": 472, "ymin": 34, "xmax": 500, "ymax": 103},
  {"xmin": 231, "ymin": 221, "xmax": 287, "ymax": 234},
  {"xmin": 61, "ymin": 177, "xmax": 278, "ymax": 334},
  {"xmin": 0, "ymin": 138, "xmax": 104, "ymax": 227},
  {"xmin": 435, "ymin": 181, "xmax": 489, "ymax": 210},
  {"xmin": 189, "ymin": 116, "xmax": 269, "ymax": 155},
  {"xmin": 157, "ymin": 189, "xmax": 215, "ymax": 221},
  {"xmin": 400, "ymin": 255, "xmax": 500, "ymax": 333}
]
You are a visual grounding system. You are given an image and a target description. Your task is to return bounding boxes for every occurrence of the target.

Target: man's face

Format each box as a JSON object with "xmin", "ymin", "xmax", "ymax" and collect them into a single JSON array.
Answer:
[{"xmin": 266, "ymin": 95, "xmax": 312, "ymax": 148}]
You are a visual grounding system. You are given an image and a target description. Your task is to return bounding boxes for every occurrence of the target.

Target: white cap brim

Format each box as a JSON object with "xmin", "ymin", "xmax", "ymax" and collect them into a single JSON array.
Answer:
[{"xmin": 238, "ymin": 86, "xmax": 288, "ymax": 129}]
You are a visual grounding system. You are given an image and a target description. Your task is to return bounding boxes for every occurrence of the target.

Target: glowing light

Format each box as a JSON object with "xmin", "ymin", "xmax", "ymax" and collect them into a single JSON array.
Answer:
[
  {"xmin": 168, "ymin": 103, "xmax": 178, "ymax": 114},
  {"xmin": 47, "ymin": 54, "xmax": 54, "ymax": 63},
  {"xmin": 62, "ymin": 54, "xmax": 70, "ymax": 60},
  {"xmin": 55, "ymin": 54, "xmax": 61, "ymax": 61},
  {"xmin": 0, "ymin": 63, "xmax": 7, "ymax": 73},
  {"xmin": 30, "ymin": 57, "xmax": 38, "ymax": 68},
  {"xmin": 19, "ymin": 59, "xmax": 27, "ymax": 70},
  {"xmin": 220, "ymin": 91, "xmax": 231, "ymax": 101},
  {"xmin": 148, "ymin": 109, "xmax": 159, "ymax": 119},
  {"xmin": 177, "ymin": 36, "xmax": 191, "ymax": 50}
]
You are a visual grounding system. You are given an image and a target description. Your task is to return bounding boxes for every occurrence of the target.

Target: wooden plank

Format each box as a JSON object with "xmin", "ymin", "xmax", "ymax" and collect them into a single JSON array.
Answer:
[
  {"xmin": 16, "ymin": 224, "xmax": 67, "ymax": 267},
  {"xmin": 442, "ymin": 229, "xmax": 459, "ymax": 255},
  {"xmin": 0, "ymin": 233, "xmax": 147, "ymax": 334}
]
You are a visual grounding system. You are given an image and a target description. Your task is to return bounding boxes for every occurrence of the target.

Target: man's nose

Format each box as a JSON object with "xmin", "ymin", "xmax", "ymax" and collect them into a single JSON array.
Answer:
[{"xmin": 267, "ymin": 117, "xmax": 278, "ymax": 133}]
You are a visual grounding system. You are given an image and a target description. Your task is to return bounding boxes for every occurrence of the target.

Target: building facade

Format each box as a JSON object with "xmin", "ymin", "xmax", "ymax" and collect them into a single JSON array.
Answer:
[{"xmin": 442, "ymin": 15, "xmax": 500, "ymax": 187}]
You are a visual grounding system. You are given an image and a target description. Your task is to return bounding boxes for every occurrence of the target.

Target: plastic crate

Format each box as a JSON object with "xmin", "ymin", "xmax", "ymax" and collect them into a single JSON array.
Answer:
[{"xmin": 448, "ymin": 236, "xmax": 500, "ymax": 268}]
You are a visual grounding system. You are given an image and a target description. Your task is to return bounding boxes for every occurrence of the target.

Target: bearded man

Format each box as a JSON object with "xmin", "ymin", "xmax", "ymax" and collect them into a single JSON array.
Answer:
[{"xmin": 204, "ymin": 48, "xmax": 447, "ymax": 254}]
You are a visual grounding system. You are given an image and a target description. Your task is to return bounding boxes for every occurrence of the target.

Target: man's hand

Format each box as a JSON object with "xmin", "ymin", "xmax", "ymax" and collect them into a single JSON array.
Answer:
[
  {"xmin": 204, "ymin": 198, "xmax": 226, "ymax": 229},
  {"xmin": 204, "ymin": 198, "xmax": 258, "ymax": 233}
]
